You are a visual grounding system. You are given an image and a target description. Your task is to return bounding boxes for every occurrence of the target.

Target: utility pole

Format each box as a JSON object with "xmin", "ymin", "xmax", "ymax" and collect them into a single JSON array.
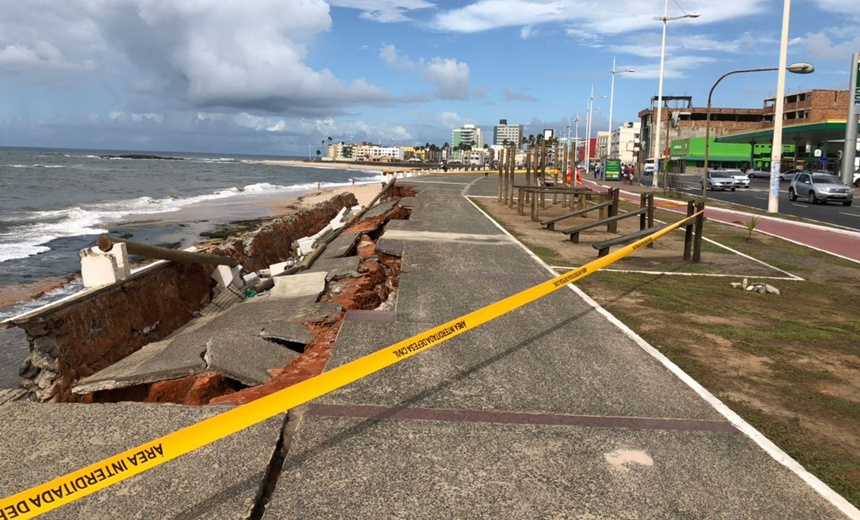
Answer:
[{"xmin": 841, "ymin": 53, "xmax": 860, "ymax": 185}]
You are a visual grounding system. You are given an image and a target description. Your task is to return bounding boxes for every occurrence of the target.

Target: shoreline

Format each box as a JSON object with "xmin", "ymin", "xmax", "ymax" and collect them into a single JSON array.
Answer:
[
  {"xmin": 252, "ymin": 159, "xmax": 423, "ymax": 174},
  {"xmin": 0, "ymin": 184, "xmax": 382, "ymax": 315}
]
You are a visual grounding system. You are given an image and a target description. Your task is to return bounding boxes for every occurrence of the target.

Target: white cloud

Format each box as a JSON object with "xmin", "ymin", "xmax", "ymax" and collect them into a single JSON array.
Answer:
[
  {"xmin": 422, "ymin": 58, "xmax": 470, "ymax": 100},
  {"xmin": 328, "ymin": 0, "xmax": 435, "ymax": 23},
  {"xmin": 0, "ymin": 0, "xmax": 402, "ymax": 114},
  {"xmin": 502, "ymin": 88, "xmax": 537, "ymax": 102},
  {"xmin": 379, "ymin": 44, "xmax": 416, "ymax": 69},
  {"xmin": 812, "ymin": 0, "xmax": 860, "ymax": 19},
  {"xmin": 380, "ymin": 44, "xmax": 471, "ymax": 99},
  {"xmin": 801, "ymin": 31, "xmax": 860, "ymax": 62},
  {"xmin": 430, "ymin": 0, "xmax": 767, "ymax": 36}
]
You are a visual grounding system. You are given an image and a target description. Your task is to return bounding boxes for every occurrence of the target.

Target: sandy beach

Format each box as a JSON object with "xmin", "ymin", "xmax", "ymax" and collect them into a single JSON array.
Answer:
[{"xmin": 253, "ymin": 159, "xmax": 422, "ymax": 174}]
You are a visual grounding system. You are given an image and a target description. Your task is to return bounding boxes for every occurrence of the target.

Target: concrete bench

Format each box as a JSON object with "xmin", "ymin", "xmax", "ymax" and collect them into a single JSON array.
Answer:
[
  {"xmin": 562, "ymin": 207, "xmax": 649, "ymax": 243},
  {"xmin": 592, "ymin": 224, "xmax": 668, "ymax": 257},
  {"xmin": 541, "ymin": 200, "xmax": 613, "ymax": 231}
]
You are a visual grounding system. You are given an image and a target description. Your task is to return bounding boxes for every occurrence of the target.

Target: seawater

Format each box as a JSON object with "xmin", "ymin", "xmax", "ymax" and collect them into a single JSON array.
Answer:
[{"xmin": 0, "ymin": 146, "xmax": 394, "ymax": 320}]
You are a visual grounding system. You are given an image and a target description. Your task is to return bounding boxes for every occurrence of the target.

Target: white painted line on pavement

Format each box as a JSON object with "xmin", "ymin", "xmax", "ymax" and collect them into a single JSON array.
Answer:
[
  {"xmin": 547, "ymin": 267, "xmax": 798, "ymax": 280},
  {"xmin": 839, "ymin": 212, "xmax": 860, "ymax": 218},
  {"xmin": 468, "ymin": 194, "xmax": 858, "ymax": 519}
]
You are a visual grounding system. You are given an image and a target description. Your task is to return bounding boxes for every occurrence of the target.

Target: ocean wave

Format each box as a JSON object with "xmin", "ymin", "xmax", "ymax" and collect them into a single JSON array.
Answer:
[
  {"xmin": 0, "ymin": 175, "xmax": 390, "ymax": 264},
  {"xmin": 6, "ymin": 164, "xmax": 65, "ymax": 169},
  {"xmin": 0, "ymin": 206, "xmax": 109, "ymax": 262}
]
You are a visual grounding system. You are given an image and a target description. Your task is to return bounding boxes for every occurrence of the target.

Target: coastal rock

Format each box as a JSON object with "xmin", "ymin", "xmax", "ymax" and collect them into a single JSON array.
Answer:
[{"xmin": 30, "ymin": 350, "xmax": 57, "ymax": 371}]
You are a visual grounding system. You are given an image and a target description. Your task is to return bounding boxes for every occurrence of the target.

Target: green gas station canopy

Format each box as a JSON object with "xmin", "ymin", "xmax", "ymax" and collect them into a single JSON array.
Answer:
[{"xmin": 715, "ymin": 120, "xmax": 860, "ymax": 146}]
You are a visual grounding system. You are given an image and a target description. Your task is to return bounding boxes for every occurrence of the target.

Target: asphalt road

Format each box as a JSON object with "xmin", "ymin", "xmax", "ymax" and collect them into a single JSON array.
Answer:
[{"xmin": 673, "ymin": 174, "xmax": 860, "ymax": 230}]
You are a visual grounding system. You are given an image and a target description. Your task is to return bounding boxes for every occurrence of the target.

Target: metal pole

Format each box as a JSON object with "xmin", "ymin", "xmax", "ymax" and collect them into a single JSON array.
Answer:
[
  {"xmin": 651, "ymin": 0, "xmax": 669, "ymax": 188},
  {"xmin": 609, "ymin": 58, "xmax": 617, "ymax": 137},
  {"xmin": 841, "ymin": 53, "xmax": 860, "ymax": 185},
  {"xmin": 586, "ymin": 87, "xmax": 594, "ymax": 174},
  {"xmin": 768, "ymin": 0, "xmax": 791, "ymax": 214}
]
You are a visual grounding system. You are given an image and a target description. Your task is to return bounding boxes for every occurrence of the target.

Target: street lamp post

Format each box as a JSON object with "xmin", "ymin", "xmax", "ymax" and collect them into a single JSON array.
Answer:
[
  {"xmin": 769, "ymin": 0, "xmax": 792, "ymax": 213},
  {"xmin": 702, "ymin": 62, "xmax": 814, "ymax": 200},
  {"xmin": 651, "ymin": 0, "xmax": 700, "ymax": 187},
  {"xmin": 608, "ymin": 57, "xmax": 634, "ymax": 146},
  {"xmin": 585, "ymin": 86, "xmax": 606, "ymax": 175}
]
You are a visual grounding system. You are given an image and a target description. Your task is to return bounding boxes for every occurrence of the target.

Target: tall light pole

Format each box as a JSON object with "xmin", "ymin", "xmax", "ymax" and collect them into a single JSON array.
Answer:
[
  {"xmin": 769, "ymin": 0, "xmax": 791, "ymax": 213},
  {"xmin": 574, "ymin": 115, "xmax": 580, "ymax": 167},
  {"xmin": 585, "ymin": 86, "xmax": 606, "ymax": 175},
  {"xmin": 702, "ymin": 63, "xmax": 814, "ymax": 200},
  {"xmin": 608, "ymin": 57, "xmax": 634, "ymax": 158},
  {"xmin": 651, "ymin": 0, "xmax": 700, "ymax": 187}
]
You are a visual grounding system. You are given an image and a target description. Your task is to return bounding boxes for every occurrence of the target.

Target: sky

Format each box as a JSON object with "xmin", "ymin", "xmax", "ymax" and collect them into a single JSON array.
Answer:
[{"xmin": 1, "ymin": 0, "xmax": 858, "ymax": 156}]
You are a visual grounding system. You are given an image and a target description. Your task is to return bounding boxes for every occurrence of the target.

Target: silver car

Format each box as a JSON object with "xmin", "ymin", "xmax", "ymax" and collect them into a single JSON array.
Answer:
[
  {"xmin": 788, "ymin": 172, "xmax": 853, "ymax": 206},
  {"xmin": 701, "ymin": 170, "xmax": 736, "ymax": 191},
  {"xmin": 725, "ymin": 170, "xmax": 750, "ymax": 188}
]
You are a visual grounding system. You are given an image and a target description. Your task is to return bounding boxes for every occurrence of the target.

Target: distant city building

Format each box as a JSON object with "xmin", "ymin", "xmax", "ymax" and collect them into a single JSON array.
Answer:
[
  {"xmin": 610, "ymin": 122, "xmax": 640, "ymax": 164},
  {"xmin": 596, "ymin": 131, "xmax": 610, "ymax": 162},
  {"xmin": 327, "ymin": 142, "xmax": 354, "ymax": 161},
  {"xmin": 493, "ymin": 119, "xmax": 524, "ymax": 146},
  {"xmin": 452, "ymin": 124, "xmax": 484, "ymax": 151}
]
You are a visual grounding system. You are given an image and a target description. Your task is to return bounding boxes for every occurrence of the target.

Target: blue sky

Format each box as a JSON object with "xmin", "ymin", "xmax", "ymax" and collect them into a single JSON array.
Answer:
[{"xmin": 1, "ymin": 0, "xmax": 858, "ymax": 156}]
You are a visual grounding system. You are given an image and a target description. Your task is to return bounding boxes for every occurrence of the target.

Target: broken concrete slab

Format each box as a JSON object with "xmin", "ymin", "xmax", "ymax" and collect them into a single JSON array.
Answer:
[
  {"xmin": 305, "ymin": 257, "xmax": 362, "ymax": 280},
  {"xmin": 260, "ymin": 322, "xmax": 316, "ymax": 347},
  {"xmin": 0, "ymin": 402, "xmax": 284, "ymax": 519},
  {"xmin": 319, "ymin": 232, "xmax": 359, "ymax": 259},
  {"xmin": 74, "ymin": 296, "xmax": 341, "ymax": 395},
  {"xmin": 269, "ymin": 271, "xmax": 328, "ymax": 300},
  {"xmin": 198, "ymin": 285, "xmax": 247, "ymax": 317},
  {"xmin": 362, "ymin": 199, "xmax": 398, "ymax": 219}
]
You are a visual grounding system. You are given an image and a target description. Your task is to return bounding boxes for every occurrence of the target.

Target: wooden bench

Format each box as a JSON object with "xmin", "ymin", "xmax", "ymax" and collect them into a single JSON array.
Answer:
[
  {"xmin": 592, "ymin": 224, "xmax": 668, "ymax": 257},
  {"xmin": 562, "ymin": 207, "xmax": 649, "ymax": 243},
  {"xmin": 541, "ymin": 200, "xmax": 613, "ymax": 230}
]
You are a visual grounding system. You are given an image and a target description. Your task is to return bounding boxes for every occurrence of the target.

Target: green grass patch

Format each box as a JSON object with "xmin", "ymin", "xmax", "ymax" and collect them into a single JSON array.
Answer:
[{"xmin": 726, "ymin": 399, "xmax": 860, "ymax": 508}]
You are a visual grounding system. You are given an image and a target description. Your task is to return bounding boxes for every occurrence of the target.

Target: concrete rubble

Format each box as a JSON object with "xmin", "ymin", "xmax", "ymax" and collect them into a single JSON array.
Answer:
[{"xmin": 731, "ymin": 277, "xmax": 781, "ymax": 295}]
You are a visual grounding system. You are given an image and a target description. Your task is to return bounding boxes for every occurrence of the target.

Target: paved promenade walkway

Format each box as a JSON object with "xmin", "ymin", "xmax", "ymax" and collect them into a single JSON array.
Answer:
[
  {"xmin": 1, "ymin": 173, "xmax": 857, "ymax": 519},
  {"xmin": 262, "ymin": 174, "xmax": 856, "ymax": 519}
]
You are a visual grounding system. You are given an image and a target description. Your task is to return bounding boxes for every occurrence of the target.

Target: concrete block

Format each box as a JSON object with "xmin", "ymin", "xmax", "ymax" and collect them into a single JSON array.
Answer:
[
  {"xmin": 269, "ymin": 261, "xmax": 290, "ymax": 276},
  {"xmin": 269, "ymin": 271, "xmax": 328, "ymax": 300},
  {"xmin": 297, "ymin": 237, "xmax": 315, "ymax": 256},
  {"xmin": 108, "ymin": 242, "xmax": 131, "ymax": 279},
  {"xmin": 212, "ymin": 264, "xmax": 242, "ymax": 289},
  {"xmin": 242, "ymin": 273, "xmax": 261, "ymax": 287},
  {"xmin": 79, "ymin": 246, "xmax": 121, "ymax": 288}
]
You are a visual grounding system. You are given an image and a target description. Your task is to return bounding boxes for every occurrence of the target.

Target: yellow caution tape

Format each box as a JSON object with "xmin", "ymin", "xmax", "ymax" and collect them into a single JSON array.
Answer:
[{"xmin": 0, "ymin": 211, "xmax": 702, "ymax": 519}]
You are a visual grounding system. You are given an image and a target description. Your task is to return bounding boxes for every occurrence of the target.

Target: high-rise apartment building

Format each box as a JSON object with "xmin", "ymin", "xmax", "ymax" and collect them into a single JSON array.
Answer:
[
  {"xmin": 452, "ymin": 124, "xmax": 484, "ymax": 150},
  {"xmin": 492, "ymin": 119, "xmax": 523, "ymax": 146}
]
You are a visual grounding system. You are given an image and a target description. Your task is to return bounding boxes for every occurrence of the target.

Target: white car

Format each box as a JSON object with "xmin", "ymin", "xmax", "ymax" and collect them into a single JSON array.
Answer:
[
  {"xmin": 746, "ymin": 169, "xmax": 769, "ymax": 179},
  {"xmin": 724, "ymin": 170, "xmax": 750, "ymax": 188}
]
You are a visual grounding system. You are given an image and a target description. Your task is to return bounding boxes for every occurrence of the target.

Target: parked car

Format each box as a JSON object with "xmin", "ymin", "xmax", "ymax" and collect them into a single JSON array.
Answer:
[
  {"xmin": 724, "ymin": 169, "xmax": 750, "ymax": 188},
  {"xmin": 701, "ymin": 170, "xmax": 736, "ymax": 191},
  {"xmin": 854, "ymin": 168, "xmax": 860, "ymax": 188},
  {"xmin": 788, "ymin": 172, "xmax": 853, "ymax": 206},
  {"xmin": 778, "ymin": 169, "xmax": 800, "ymax": 182},
  {"xmin": 746, "ymin": 169, "xmax": 769, "ymax": 179}
]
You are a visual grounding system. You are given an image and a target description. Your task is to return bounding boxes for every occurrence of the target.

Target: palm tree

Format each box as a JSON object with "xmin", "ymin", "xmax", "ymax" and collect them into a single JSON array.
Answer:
[{"xmin": 316, "ymin": 149, "xmax": 321, "ymax": 160}]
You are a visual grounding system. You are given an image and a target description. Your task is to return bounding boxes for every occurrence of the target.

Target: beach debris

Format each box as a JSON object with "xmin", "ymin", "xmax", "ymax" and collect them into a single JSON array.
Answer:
[
  {"xmin": 79, "ymin": 242, "xmax": 130, "ymax": 288},
  {"xmin": 730, "ymin": 280, "xmax": 780, "ymax": 295}
]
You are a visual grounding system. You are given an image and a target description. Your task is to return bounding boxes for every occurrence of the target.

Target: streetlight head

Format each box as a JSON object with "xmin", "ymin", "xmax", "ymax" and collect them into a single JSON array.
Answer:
[
  {"xmin": 787, "ymin": 62, "xmax": 815, "ymax": 74},
  {"xmin": 687, "ymin": 12, "xmax": 701, "ymax": 18}
]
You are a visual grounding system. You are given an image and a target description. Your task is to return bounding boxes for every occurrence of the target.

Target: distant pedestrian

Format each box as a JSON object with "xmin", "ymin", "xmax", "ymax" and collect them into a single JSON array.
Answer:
[{"xmin": 317, "ymin": 182, "xmax": 321, "ymax": 190}]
